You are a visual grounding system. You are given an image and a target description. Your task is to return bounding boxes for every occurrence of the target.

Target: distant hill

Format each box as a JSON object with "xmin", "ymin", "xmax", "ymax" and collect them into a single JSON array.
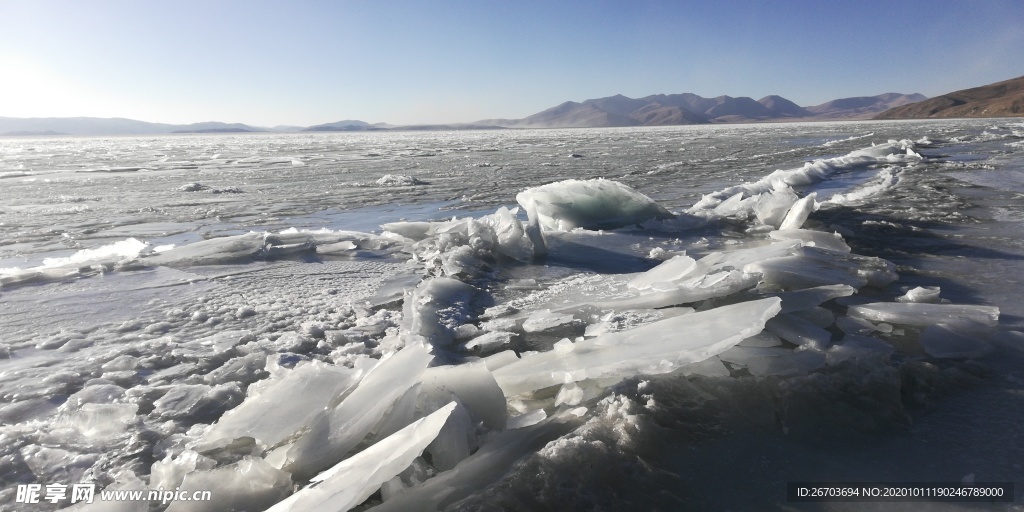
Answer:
[
  {"xmin": 808, "ymin": 93, "xmax": 927, "ymax": 119},
  {"xmin": 875, "ymin": 76, "xmax": 1024, "ymax": 120},
  {"xmin": 1, "ymin": 130, "xmax": 67, "ymax": 136},
  {"xmin": 16, "ymin": 81, "xmax": 1006, "ymax": 136},
  {"xmin": 476, "ymin": 91, "xmax": 928, "ymax": 128},
  {"xmin": 705, "ymin": 95, "xmax": 776, "ymax": 119},
  {"xmin": 630, "ymin": 103, "xmax": 708, "ymax": 125},
  {"xmin": 758, "ymin": 95, "xmax": 812, "ymax": 118},
  {"xmin": 0, "ymin": 117, "xmax": 264, "ymax": 136},
  {"xmin": 303, "ymin": 120, "xmax": 375, "ymax": 132},
  {"xmin": 520, "ymin": 101, "xmax": 640, "ymax": 128},
  {"xmin": 0, "ymin": 117, "xmax": 174, "ymax": 135},
  {"xmin": 172, "ymin": 122, "xmax": 262, "ymax": 133}
]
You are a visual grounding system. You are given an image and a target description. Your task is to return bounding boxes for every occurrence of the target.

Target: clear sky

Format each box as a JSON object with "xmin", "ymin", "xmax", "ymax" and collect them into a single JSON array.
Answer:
[{"xmin": 1, "ymin": 0, "xmax": 1021, "ymax": 126}]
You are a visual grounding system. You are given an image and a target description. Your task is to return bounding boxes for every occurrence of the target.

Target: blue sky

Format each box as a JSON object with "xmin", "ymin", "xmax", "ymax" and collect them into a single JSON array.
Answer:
[{"xmin": 1, "ymin": 0, "xmax": 1021, "ymax": 126}]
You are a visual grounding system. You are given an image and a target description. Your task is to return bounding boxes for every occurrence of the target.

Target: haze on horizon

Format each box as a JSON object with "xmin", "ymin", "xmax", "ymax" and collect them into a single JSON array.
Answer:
[{"xmin": 1, "ymin": 0, "xmax": 1021, "ymax": 127}]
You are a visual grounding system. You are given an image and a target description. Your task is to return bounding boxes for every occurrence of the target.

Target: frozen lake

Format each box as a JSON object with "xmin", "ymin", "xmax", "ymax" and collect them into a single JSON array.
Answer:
[{"xmin": 2, "ymin": 119, "xmax": 1024, "ymax": 510}]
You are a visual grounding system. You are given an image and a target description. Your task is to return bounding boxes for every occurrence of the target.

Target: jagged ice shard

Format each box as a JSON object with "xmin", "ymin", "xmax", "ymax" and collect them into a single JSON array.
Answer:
[
  {"xmin": 267, "ymin": 402, "xmax": 457, "ymax": 512},
  {"xmin": 492, "ymin": 298, "xmax": 782, "ymax": 396}
]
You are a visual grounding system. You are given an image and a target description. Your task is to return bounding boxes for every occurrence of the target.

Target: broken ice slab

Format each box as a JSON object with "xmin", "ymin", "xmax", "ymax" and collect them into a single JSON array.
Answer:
[
  {"xmin": 152, "ymin": 384, "xmax": 218, "ymax": 419},
  {"xmin": 506, "ymin": 409, "xmax": 547, "ymax": 430},
  {"xmin": 54, "ymin": 403, "xmax": 138, "ymax": 443},
  {"xmin": 718, "ymin": 346, "xmax": 826, "ymax": 377},
  {"xmin": 664, "ymin": 239, "xmax": 801, "ymax": 284},
  {"xmin": 769, "ymin": 228, "xmax": 851, "ymax": 253},
  {"xmin": 746, "ymin": 254, "xmax": 867, "ymax": 290},
  {"xmin": 379, "ymin": 457, "xmax": 433, "ymax": 501},
  {"xmin": 769, "ymin": 284, "xmax": 857, "ymax": 314},
  {"xmin": 847, "ymin": 302, "xmax": 999, "ymax": 327},
  {"xmin": 20, "ymin": 445, "xmax": 98, "ymax": 489},
  {"xmin": 627, "ymin": 254, "xmax": 696, "ymax": 291},
  {"xmin": 753, "ymin": 187, "xmax": 799, "ymax": 228},
  {"xmin": 462, "ymin": 331, "xmax": 516, "ymax": 351},
  {"xmin": 480, "ymin": 206, "xmax": 534, "ymax": 260},
  {"xmin": 746, "ymin": 246, "xmax": 897, "ymax": 291},
  {"xmin": 765, "ymin": 313, "xmax": 832, "ymax": 349},
  {"xmin": 267, "ymin": 402, "xmax": 456, "ymax": 512},
  {"xmin": 316, "ymin": 240, "xmax": 358, "ymax": 254},
  {"xmin": 554, "ymin": 382, "xmax": 585, "ymax": 406},
  {"xmin": 381, "ymin": 221, "xmax": 434, "ymax": 241},
  {"xmin": 515, "ymin": 178, "xmax": 673, "ymax": 231},
  {"xmin": 170, "ymin": 330, "xmax": 255, "ymax": 359},
  {"xmin": 369, "ymin": 412, "xmax": 581, "ymax": 512},
  {"xmin": 143, "ymin": 232, "xmax": 267, "ymax": 266},
  {"xmin": 403, "ymin": 277, "xmax": 478, "ymax": 347},
  {"xmin": 424, "ymin": 401, "xmax": 475, "ymax": 471},
  {"xmin": 165, "ymin": 457, "xmax": 292, "ymax": 512},
  {"xmin": 610, "ymin": 240, "xmax": 805, "ymax": 305},
  {"xmin": 0, "ymin": 238, "xmax": 150, "ymax": 289},
  {"xmin": 739, "ymin": 330, "xmax": 785, "ymax": 348},
  {"xmin": 711, "ymin": 191, "xmax": 748, "ymax": 216},
  {"xmin": 375, "ymin": 174, "xmax": 426, "ymax": 186},
  {"xmin": 197, "ymin": 360, "xmax": 360, "ymax": 452},
  {"xmin": 282, "ymin": 343, "xmax": 433, "ymax": 479},
  {"xmin": 0, "ymin": 397, "xmax": 60, "ymax": 425},
  {"xmin": 835, "ymin": 315, "xmax": 882, "ymax": 336},
  {"xmin": 826, "ymin": 335, "xmax": 895, "ymax": 365},
  {"xmin": 150, "ymin": 450, "xmax": 216, "ymax": 492},
  {"xmin": 778, "ymin": 193, "xmax": 818, "ymax": 230},
  {"xmin": 680, "ymin": 356, "xmax": 731, "ymax": 377},
  {"xmin": 919, "ymin": 324, "xmax": 994, "ymax": 359},
  {"xmin": 790, "ymin": 306, "xmax": 836, "ymax": 328},
  {"xmin": 522, "ymin": 309, "xmax": 576, "ymax": 333},
  {"xmin": 588, "ymin": 270, "xmax": 759, "ymax": 311},
  {"xmin": 482, "ymin": 350, "xmax": 520, "ymax": 371},
  {"xmin": 896, "ymin": 286, "xmax": 942, "ymax": 303},
  {"xmin": 419, "ymin": 360, "xmax": 507, "ymax": 430},
  {"xmin": 492, "ymin": 298, "xmax": 781, "ymax": 396},
  {"xmin": 267, "ymin": 228, "xmax": 399, "ymax": 257}
]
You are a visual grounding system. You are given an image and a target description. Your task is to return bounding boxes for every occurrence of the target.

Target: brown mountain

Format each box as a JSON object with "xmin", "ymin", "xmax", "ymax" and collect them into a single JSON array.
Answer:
[
  {"xmin": 704, "ymin": 95, "xmax": 776, "ymax": 119},
  {"xmin": 875, "ymin": 76, "xmax": 1024, "ymax": 119},
  {"xmin": 630, "ymin": 103, "xmax": 709, "ymax": 125},
  {"xmin": 517, "ymin": 101, "xmax": 640, "ymax": 128},
  {"xmin": 806, "ymin": 93, "xmax": 927, "ymax": 119},
  {"xmin": 758, "ymin": 95, "xmax": 812, "ymax": 118},
  {"xmin": 477, "ymin": 91, "xmax": 926, "ymax": 129}
]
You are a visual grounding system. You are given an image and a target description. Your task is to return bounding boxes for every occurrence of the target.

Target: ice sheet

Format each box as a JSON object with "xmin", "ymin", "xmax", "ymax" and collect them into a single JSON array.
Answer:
[
  {"xmin": 282, "ymin": 344, "xmax": 434, "ymax": 478},
  {"xmin": 197, "ymin": 360, "xmax": 360, "ymax": 451},
  {"xmin": 847, "ymin": 302, "xmax": 999, "ymax": 327},
  {"xmin": 268, "ymin": 402, "xmax": 456, "ymax": 512},
  {"xmin": 493, "ymin": 298, "xmax": 781, "ymax": 396}
]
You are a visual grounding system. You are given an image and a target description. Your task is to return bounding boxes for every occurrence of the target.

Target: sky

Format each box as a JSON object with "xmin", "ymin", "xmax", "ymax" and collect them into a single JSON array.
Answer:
[{"xmin": 0, "ymin": 0, "xmax": 1022, "ymax": 127}]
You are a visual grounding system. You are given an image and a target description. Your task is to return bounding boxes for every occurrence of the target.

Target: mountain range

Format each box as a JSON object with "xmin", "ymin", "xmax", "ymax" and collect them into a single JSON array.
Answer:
[
  {"xmin": 475, "ymin": 92, "xmax": 927, "ymax": 128},
  {"xmin": 10, "ymin": 81, "xmax": 1018, "ymax": 136},
  {"xmin": 0, "ymin": 118, "xmax": 266, "ymax": 136},
  {"xmin": 874, "ymin": 75, "xmax": 1024, "ymax": 120}
]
